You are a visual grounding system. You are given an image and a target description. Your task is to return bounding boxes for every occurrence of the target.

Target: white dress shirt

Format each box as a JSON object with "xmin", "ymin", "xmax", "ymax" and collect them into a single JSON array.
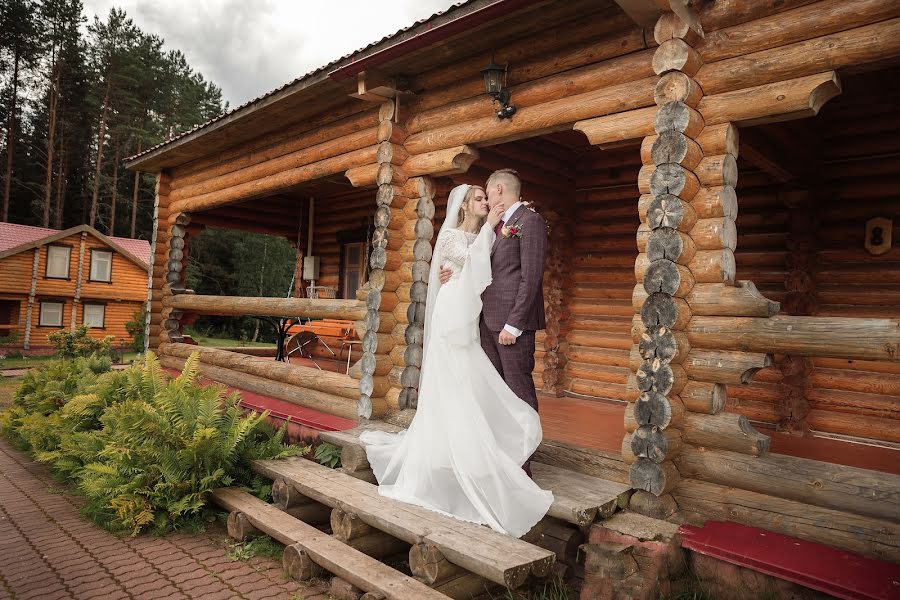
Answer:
[{"xmin": 499, "ymin": 201, "xmax": 524, "ymax": 338}]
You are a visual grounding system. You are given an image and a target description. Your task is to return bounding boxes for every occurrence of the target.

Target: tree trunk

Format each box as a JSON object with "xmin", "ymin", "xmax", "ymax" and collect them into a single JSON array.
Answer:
[
  {"xmin": 2, "ymin": 47, "xmax": 21, "ymax": 222},
  {"xmin": 89, "ymin": 76, "xmax": 112, "ymax": 228},
  {"xmin": 43, "ymin": 57, "xmax": 61, "ymax": 227},
  {"xmin": 54, "ymin": 136, "xmax": 66, "ymax": 229},
  {"xmin": 129, "ymin": 112, "xmax": 145, "ymax": 238},
  {"xmin": 109, "ymin": 142, "xmax": 120, "ymax": 235}
]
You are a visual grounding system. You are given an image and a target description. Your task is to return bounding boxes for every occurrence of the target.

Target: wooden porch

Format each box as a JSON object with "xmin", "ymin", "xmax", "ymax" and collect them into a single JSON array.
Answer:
[{"xmin": 209, "ymin": 419, "xmax": 632, "ymax": 599}]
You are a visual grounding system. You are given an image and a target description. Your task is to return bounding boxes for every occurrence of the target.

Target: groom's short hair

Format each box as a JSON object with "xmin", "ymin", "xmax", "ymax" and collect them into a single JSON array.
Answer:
[{"xmin": 487, "ymin": 168, "xmax": 521, "ymax": 198}]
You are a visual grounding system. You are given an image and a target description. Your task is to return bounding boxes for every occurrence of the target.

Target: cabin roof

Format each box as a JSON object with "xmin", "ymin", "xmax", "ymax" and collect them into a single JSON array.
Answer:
[
  {"xmin": 0, "ymin": 222, "xmax": 152, "ymax": 270},
  {"xmin": 124, "ymin": 0, "xmax": 613, "ymax": 173}
]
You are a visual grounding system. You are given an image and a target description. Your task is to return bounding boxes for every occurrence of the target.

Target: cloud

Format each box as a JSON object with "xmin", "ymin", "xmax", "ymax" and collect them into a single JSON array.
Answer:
[{"xmin": 82, "ymin": 0, "xmax": 457, "ymax": 108}]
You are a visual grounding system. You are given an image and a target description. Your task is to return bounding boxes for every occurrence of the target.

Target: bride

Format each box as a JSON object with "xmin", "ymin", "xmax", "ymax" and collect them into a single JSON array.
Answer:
[{"xmin": 359, "ymin": 184, "xmax": 553, "ymax": 539}]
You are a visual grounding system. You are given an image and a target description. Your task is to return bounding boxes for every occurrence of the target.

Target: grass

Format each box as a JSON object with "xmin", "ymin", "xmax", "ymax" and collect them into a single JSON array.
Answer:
[
  {"xmin": 187, "ymin": 334, "xmax": 272, "ymax": 348},
  {"xmin": 227, "ymin": 536, "xmax": 285, "ymax": 561},
  {"xmin": 497, "ymin": 575, "xmax": 572, "ymax": 600},
  {"xmin": 0, "ymin": 352, "xmax": 140, "ymax": 370}
]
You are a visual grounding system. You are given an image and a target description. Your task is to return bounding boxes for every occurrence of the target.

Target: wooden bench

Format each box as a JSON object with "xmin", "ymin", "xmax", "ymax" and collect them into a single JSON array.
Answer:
[
  {"xmin": 252, "ymin": 456, "xmax": 556, "ymax": 588},
  {"xmin": 319, "ymin": 422, "xmax": 632, "ymax": 527},
  {"xmin": 679, "ymin": 520, "xmax": 900, "ymax": 600}
]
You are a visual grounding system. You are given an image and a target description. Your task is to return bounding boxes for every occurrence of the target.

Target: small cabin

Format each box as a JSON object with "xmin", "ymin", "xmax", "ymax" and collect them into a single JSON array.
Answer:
[{"xmin": 0, "ymin": 223, "xmax": 151, "ymax": 353}]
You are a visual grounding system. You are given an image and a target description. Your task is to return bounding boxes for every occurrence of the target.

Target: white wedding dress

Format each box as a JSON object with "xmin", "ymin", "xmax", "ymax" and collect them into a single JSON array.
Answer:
[{"xmin": 360, "ymin": 187, "xmax": 553, "ymax": 539}]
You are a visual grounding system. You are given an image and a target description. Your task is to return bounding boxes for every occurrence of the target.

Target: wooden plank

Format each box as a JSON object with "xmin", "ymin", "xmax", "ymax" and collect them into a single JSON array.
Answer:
[
  {"xmin": 209, "ymin": 488, "xmax": 447, "ymax": 600},
  {"xmin": 531, "ymin": 462, "xmax": 630, "ymax": 526},
  {"xmin": 319, "ymin": 424, "xmax": 630, "ymax": 526},
  {"xmin": 253, "ymin": 458, "xmax": 553, "ymax": 587}
]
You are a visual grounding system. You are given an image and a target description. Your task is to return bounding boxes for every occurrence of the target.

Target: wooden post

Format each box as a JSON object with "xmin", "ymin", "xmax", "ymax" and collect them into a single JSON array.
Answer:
[
  {"xmin": 777, "ymin": 187, "xmax": 815, "ymax": 434},
  {"xmin": 70, "ymin": 232, "xmax": 87, "ymax": 330},
  {"xmin": 626, "ymin": 9, "xmax": 706, "ymax": 509},
  {"xmin": 148, "ymin": 173, "xmax": 172, "ymax": 351},
  {"xmin": 541, "ymin": 206, "xmax": 574, "ymax": 396},
  {"xmin": 397, "ymin": 176, "xmax": 435, "ymax": 410},
  {"xmin": 22, "ymin": 247, "xmax": 40, "ymax": 349},
  {"xmin": 359, "ymin": 100, "xmax": 411, "ymax": 417}
]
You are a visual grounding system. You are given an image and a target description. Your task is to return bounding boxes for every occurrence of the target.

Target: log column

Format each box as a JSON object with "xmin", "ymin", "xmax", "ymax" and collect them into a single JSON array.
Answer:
[
  {"xmin": 159, "ymin": 212, "xmax": 190, "ymax": 345},
  {"xmin": 396, "ymin": 177, "xmax": 435, "ymax": 410},
  {"xmin": 628, "ymin": 11, "xmax": 703, "ymax": 511},
  {"xmin": 148, "ymin": 173, "xmax": 173, "ymax": 351},
  {"xmin": 633, "ymin": 10, "xmax": 774, "ymax": 517},
  {"xmin": 541, "ymin": 206, "xmax": 574, "ymax": 396},
  {"xmin": 359, "ymin": 101, "xmax": 407, "ymax": 418},
  {"xmin": 777, "ymin": 187, "xmax": 816, "ymax": 434}
]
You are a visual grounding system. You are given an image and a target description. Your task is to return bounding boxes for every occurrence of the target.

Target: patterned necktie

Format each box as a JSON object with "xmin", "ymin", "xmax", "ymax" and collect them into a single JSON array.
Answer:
[{"xmin": 494, "ymin": 220, "xmax": 505, "ymax": 236}]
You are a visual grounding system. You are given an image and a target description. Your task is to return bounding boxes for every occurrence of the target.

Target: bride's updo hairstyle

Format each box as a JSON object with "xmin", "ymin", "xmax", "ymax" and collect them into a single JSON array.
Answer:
[{"xmin": 457, "ymin": 185, "xmax": 486, "ymax": 227}]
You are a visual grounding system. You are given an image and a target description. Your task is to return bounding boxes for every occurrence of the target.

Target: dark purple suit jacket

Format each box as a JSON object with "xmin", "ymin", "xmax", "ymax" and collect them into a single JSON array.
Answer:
[{"xmin": 481, "ymin": 204, "xmax": 547, "ymax": 332}]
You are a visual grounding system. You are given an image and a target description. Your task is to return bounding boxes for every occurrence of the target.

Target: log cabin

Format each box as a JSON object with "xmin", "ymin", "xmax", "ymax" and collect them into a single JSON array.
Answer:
[
  {"xmin": 126, "ymin": 0, "xmax": 900, "ymax": 597},
  {"xmin": 0, "ymin": 223, "xmax": 151, "ymax": 353}
]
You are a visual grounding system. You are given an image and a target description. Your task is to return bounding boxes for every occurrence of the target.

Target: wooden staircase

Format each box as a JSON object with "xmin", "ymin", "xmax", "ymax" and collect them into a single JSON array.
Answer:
[{"xmin": 210, "ymin": 422, "xmax": 632, "ymax": 599}]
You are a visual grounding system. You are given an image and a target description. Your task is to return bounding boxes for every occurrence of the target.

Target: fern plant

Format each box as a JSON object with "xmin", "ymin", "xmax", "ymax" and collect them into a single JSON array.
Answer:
[{"xmin": 2, "ymin": 351, "xmax": 305, "ymax": 535}]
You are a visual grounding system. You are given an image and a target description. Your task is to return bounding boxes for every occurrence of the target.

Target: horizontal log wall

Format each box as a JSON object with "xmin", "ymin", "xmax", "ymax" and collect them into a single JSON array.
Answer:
[
  {"xmin": 803, "ymin": 95, "xmax": 898, "ymax": 442},
  {"xmin": 665, "ymin": 0, "xmax": 900, "ymax": 560},
  {"xmin": 563, "ymin": 148, "xmax": 639, "ymax": 402}
]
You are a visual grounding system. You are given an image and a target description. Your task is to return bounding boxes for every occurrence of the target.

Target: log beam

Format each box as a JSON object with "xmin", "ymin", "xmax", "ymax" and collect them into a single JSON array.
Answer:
[
  {"xmin": 166, "ymin": 294, "xmax": 366, "ymax": 320},
  {"xmin": 686, "ymin": 316, "xmax": 900, "ymax": 362}
]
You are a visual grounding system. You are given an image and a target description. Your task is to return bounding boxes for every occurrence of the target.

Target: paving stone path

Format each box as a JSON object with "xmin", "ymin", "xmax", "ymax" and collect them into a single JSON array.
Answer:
[{"xmin": 0, "ymin": 439, "xmax": 329, "ymax": 600}]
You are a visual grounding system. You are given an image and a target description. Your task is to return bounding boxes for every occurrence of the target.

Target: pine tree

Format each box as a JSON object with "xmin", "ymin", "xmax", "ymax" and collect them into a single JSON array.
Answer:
[{"xmin": 0, "ymin": 0, "xmax": 43, "ymax": 222}]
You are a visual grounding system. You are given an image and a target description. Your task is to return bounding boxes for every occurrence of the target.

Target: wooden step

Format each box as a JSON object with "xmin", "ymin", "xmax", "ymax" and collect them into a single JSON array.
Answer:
[
  {"xmin": 320, "ymin": 423, "xmax": 632, "ymax": 527},
  {"xmin": 532, "ymin": 462, "xmax": 631, "ymax": 526},
  {"xmin": 209, "ymin": 488, "xmax": 448, "ymax": 600},
  {"xmin": 253, "ymin": 457, "xmax": 555, "ymax": 588}
]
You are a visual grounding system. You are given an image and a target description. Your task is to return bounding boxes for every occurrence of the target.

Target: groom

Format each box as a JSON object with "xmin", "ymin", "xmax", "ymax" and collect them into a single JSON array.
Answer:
[{"xmin": 441, "ymin": 168, "xmax": 548, "ymax": 475}]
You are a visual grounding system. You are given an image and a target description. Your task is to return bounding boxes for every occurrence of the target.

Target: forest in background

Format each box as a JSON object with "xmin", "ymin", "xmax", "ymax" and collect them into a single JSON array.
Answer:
[
  {"xmin": 0, "ymin": 0, "xmax": 225, "ymax": 239},
  {"xmin": 2, "ymin": 0, "xmax": 301, "ymax": 343}
]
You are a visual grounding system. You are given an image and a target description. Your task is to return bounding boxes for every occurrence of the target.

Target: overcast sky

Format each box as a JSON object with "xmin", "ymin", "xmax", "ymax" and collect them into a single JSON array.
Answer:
[{"xmin": 81, "ymin": 0, "xmax": 459, "ymax": 108}]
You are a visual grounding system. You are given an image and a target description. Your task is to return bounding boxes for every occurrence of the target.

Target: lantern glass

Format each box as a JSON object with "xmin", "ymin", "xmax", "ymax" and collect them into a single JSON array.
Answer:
[{"xmin": 481, "ymin": 60, "xmax": 504, "ymax": 95}]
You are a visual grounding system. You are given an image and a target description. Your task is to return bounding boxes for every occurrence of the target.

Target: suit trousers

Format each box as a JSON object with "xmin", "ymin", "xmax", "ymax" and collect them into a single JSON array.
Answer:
[{"xmin": 479, "ymin": 318, "xmax": 539, "ymax": 413}]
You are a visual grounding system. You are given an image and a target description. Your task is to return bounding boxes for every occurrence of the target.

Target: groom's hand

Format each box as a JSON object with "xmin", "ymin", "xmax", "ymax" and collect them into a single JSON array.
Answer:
[
  {"xmin": 439, "ymin": 266, "xmax": 453, "ymax": 284},
  {"xmin": 498, "ymin": 330, "xmax": 517, "ymax": 346}
]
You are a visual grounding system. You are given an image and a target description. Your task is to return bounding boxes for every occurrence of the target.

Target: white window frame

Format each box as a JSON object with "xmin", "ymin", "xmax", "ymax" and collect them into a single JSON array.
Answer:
[
  {"xmin": 82, "ymin": 303, "xmax": 106, "ymax": 329},
  {"xmin": 45, "ymin": 245, "xmax": 71, "ymax": 279},
  {"xmin": 39, "ymin": 301, "xmax": 64, "ymax": 327},
  {"xmin": 89, "ymin": 249, "xmax": 113, "ymax": 282}
]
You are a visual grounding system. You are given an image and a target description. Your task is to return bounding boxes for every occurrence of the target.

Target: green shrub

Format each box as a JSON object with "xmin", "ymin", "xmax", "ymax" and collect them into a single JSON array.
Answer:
[
  {"xmin": 48, "ymin": 326, "xmax": 113, "ymax": 359},
  {"xmin": 125, "ymin": 310, "xmax": 147, "ymax": 353},
  {"xmin": 1, "ymin": 351, "xmax": 304, "ymax": 535}
]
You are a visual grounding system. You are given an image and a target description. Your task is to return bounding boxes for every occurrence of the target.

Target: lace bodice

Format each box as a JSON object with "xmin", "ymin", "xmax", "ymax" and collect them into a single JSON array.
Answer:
[{"xmin": 438, "ymin": 228, "xmax": 478, "ymax": 274}]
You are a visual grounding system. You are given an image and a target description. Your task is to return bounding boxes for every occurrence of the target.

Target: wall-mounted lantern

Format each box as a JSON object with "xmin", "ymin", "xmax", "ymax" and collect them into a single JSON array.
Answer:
[{"xmin": 481, "ymin": 59, "xmax": 516, "ymax": 119}]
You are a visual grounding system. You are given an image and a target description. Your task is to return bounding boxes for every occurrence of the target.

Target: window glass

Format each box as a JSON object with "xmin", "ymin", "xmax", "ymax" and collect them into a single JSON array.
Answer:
[
  {"xmin": 83, "ymin": 304, "xmax": 105, "ymax": 328},
  {"xmin": 39, "ymin": 302, "xmax": 63, "ymax": 327},
  {"xmin": 90, "ymin": 250, "xmax": 112, "ymax": 282},
  {"xmin": 46, "ymin": 246, "xmax": 71, "ymax": 278}
]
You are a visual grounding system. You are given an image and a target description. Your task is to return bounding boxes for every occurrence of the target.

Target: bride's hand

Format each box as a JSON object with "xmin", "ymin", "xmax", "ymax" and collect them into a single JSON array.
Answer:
[{"xmin": 486, "ymin": 204, "xmax": 505, "ymax": 228}]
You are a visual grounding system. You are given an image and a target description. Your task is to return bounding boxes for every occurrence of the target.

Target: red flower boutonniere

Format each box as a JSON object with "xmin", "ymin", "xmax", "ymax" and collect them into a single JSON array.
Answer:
[{"xmin": 501, "ymin": 224, "xmax": 523, "ymax": 239}]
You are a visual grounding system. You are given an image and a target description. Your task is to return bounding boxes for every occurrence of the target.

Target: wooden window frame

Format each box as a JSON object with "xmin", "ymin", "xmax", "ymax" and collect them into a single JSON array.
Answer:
[
  {"xmin": 44, "ymin": 244, "xmax": 72, "ymax": 280},
  {"xmin": 82, "ymin": 302, "xmax": 107, "ymax": 329},
  {"xmin": 38, "ymin": 300, "xmax": 65, "ymax": 328},
  {"xmin": 88, "ymin": 249, "xmax": 114, "ymax": 283}
]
